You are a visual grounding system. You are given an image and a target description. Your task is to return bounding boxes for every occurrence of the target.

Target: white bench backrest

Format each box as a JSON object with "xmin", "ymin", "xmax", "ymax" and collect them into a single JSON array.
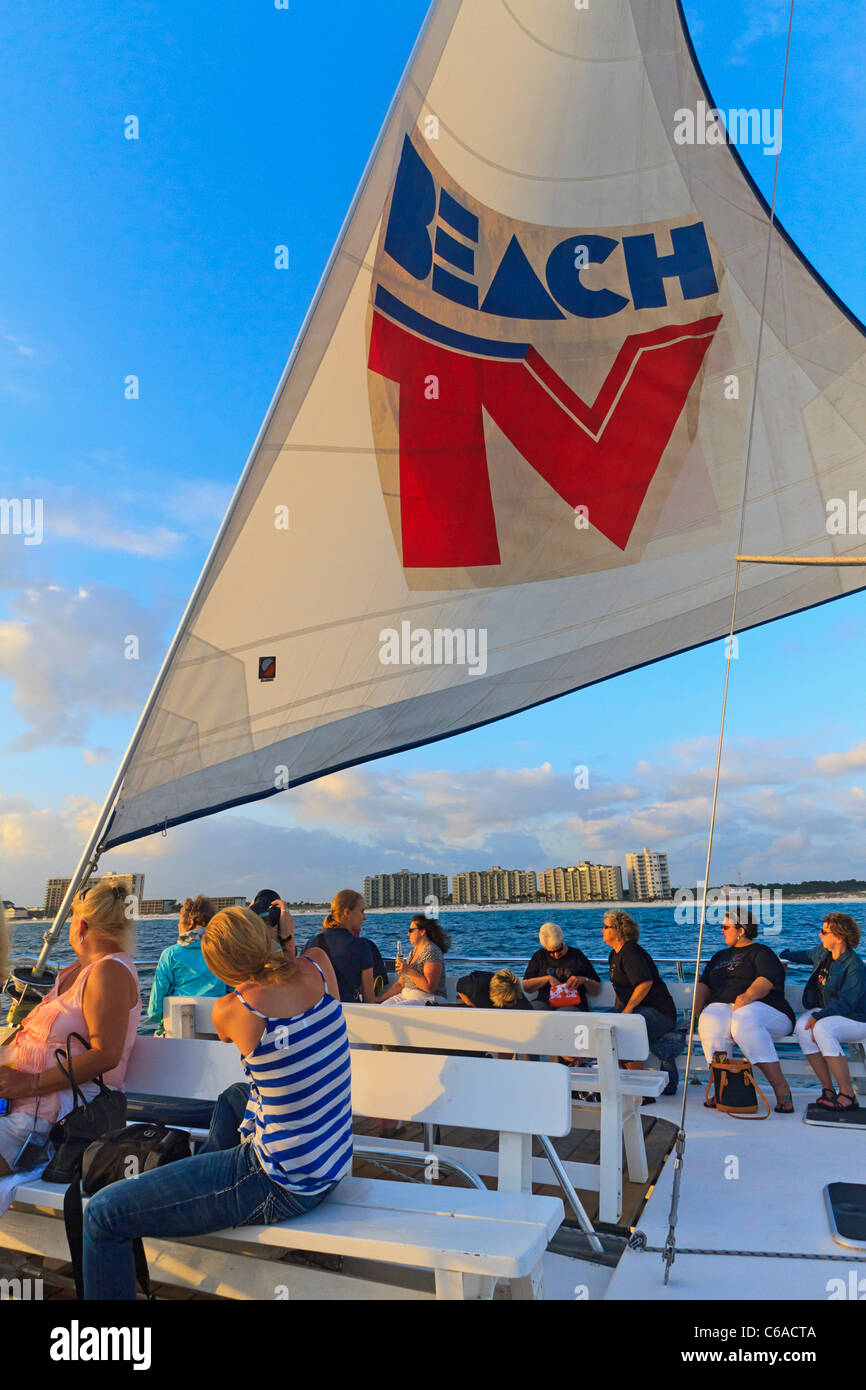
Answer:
[
  {"xmin": 342, "ymin": 1003, "xmax": 649, "ymax": 1063},
  {"xmin": 121, "ymin": 1036, "xmax": 570, "ymax": 1138},
  {"xmin": 124, "ymin": 1036, "xmax": 245, "ymax": 1098},
  {"xmin": 352, "ymin": 1052, "xmax": 571, "ymax": 1136},
  {"xmin": 164, "ymin": 996, "xmax": 649, "ymax": 1063}
]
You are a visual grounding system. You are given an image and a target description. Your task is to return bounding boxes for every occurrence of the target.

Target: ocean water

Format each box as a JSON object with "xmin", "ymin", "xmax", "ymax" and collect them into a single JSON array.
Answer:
[{"xmin": 5, "ymin": 900, "xmax": 861, "ymax": 1033}]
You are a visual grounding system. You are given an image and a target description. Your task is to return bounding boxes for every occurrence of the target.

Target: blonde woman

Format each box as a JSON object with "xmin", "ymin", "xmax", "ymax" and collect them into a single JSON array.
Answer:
[
  {"xmin": 602, "ymin": 911, "xmax": 679, "ymax": 1094},
  {"xmin": 0, "ymin": 878, "xmax": 141, "ymax": 1176},
  {"xmin": 147, "ymin": 895, "xmax": 226, "ymax": 1034},
  {"xmin": 301, "ymin": 889, "xmax": 376, "ymax": 1003},
  {"xmin": 82, "ymin": 906, "xmax": 352, "ymax": 1300},
  {"xmin": 457, "ymin": 968, "xmax": 533, "ymax": 1010}
]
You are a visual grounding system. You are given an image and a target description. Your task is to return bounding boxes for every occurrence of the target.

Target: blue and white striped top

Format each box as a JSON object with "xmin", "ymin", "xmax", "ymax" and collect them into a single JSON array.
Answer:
[{"xmin": 235, "ymin": 960, "xmax": 353, "ymax": 1195}]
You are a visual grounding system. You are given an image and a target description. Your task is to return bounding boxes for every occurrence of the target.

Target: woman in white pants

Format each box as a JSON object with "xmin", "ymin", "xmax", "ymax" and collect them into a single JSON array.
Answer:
[
  {"xmin": 695, "ymin": 910, "xmax": 795, "ymax": 1113},
  {"xmin": 784, "ymin": 913, "xmax": 866, "ymax": 1113}
]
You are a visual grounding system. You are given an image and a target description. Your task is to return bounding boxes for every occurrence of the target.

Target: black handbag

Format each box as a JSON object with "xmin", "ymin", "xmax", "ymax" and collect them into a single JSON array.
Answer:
[
  {"xmin": 63, "ymin": 1123, "xmax": 192, "ymax": 1299},
  {"xmin": 41, "ymin": 1031, "xmax": 127, "ymax": 1183},
  {"xmin": 802, "ymin": 964, "xmax": 825, "ymax": 1011}
]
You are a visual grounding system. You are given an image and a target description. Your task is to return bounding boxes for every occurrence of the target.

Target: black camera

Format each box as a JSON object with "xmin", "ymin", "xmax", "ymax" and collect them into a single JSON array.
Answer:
[{"xmin": 250, "ymin": 890, "xmax": 283, "ymax": 930}]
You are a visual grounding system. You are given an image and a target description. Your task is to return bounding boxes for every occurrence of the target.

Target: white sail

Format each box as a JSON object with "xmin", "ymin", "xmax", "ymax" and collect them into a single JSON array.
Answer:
[{"xmin": 104, "ymin": 0, "xmax": 866, "ymax": 849}]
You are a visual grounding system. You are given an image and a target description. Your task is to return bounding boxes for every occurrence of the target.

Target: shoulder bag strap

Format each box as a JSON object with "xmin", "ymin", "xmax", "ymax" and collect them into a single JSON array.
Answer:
[
  {"xmin": 62, "ymin": 1159, "xmax": 87, "ymax": 1300},
  {"xmin": 53, "ymin": 1030, "xmax": 109, "ymax": 1108},
  {"xmin": 741, "ymin": 1068, "xmax": 771, "ymax": 1120},
  {"xmin": 64, "ymin": 1163, "xmax": 154, "ymax": 1300}
]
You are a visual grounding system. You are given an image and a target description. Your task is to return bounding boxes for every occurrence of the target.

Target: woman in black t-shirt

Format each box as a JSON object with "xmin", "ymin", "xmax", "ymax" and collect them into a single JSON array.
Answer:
[
  {"xmin": 602, "ymin": 911, "xmax": 679, "ymax": 1094},
  {"xmin": 696, "ymin": 909, "xmax": 795, "ymax": 1113},
  {"xmin": 522, "ymin": 921, "xmax": 601, "ymax": 1009},
  {"xmin": 523, "ymin": 921, "xmax": 601, "ymax": 1067}
]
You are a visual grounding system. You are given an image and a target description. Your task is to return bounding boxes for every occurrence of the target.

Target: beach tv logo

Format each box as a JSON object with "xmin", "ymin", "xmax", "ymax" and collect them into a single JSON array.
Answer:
[{"xmin": 367, "ymin": 134, "xmax": 730, "ymax": 589}]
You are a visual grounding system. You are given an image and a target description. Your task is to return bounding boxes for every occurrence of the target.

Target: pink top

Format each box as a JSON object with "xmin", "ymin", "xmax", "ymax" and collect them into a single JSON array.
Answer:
[{"xmin": 6, "ymin": 953, "xmax": 141, "ymax": 1122}]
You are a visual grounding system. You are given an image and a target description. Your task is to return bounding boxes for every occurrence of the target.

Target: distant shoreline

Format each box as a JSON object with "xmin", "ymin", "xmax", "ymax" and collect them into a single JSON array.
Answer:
[
  {"xmin": 357, "ymin": 895, "xmax": 866, "ymax": 914},
  {"xmin": 13, "ymin": 894, "xmax": 863, "ymax": 927}
]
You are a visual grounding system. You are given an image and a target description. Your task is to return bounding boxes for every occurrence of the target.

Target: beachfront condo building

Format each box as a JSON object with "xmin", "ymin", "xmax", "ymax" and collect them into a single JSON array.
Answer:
[
  {"xmin": 364, "ymin": 871, "xmax": 449, "ymax": 908},
  {"xmin": 626, "ymin": 848, "xmax": 671, "ymax": 901},
  {"xmin": 539, "ymin": 862, "xmax": 624, "ymax": 902},
  {"xmin": 451, "ymin": 867, "xmax": 538, "ymax": 905},
  {"xmin": 138, "ymin": 899, "xmax": 180, "ymax": 916},
  {"xmin": 43, "ymin": 873, "xmax": 145, "ymax": 917}
]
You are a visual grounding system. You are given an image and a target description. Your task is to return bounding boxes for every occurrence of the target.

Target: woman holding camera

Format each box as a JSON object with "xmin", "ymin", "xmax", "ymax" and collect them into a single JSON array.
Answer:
[{"xmin": 82, "ymin": 905, "xmax": 352, "ymax": 1299}]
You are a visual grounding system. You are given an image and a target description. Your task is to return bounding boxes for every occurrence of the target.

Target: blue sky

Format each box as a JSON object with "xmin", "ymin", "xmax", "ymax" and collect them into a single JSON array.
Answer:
[{"xmin": 1, "ymin": 0, "xmax": 865, "ymax": 906}]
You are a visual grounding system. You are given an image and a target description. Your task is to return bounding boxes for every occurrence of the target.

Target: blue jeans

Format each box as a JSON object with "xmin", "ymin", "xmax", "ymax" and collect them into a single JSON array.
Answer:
[
  {"xmin": 634, "ymin": 1005, "xmax": 679, "ymax": 1044},
  {"xmin": 83, "ymin": 1083, "xmax": 334, "ymax": 1300}
]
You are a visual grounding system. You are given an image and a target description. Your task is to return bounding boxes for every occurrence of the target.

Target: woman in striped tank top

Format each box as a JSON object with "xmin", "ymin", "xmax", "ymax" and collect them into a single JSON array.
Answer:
[{"xmin": 83, "ymin": 907, "xmax": 353, "ymax": 1300}]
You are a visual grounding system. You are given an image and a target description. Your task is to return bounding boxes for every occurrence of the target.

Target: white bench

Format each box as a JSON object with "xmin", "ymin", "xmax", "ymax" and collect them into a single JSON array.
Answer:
[
  {"xmin": 2, "ymin": 1039, "xmax": 568, "ymax": 1301},
  {"xmin": 165, "ymin": 997, "xmax": 664, "ymax": 1224}
]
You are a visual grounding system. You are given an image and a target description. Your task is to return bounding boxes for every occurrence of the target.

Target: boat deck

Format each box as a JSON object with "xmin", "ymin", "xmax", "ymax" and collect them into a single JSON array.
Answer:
[
  {"xmin": 606, "ymin": 1083, "xmax": 866, "ymax": 1300},
  {"xmin": 352, "ymin": 1110, "xmax": 677, "ymax": 1229},
  {"xmin": 2, "ymin": 1111, "xmax": 676, "ymax": 1301}
]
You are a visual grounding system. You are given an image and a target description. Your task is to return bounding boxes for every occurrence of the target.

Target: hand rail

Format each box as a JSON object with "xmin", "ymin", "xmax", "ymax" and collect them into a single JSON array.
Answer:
[{"xmin": 126, "ymin": 952, "xmax": 812, "ymax": 972}]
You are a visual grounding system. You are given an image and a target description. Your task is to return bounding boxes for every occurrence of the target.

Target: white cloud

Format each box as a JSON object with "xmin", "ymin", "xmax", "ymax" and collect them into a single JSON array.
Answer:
[
  {"xmin": 814, "ymin": 742, "xmax": 866, "ymax": 776},
  {"xmin": 0, "ymin": 581, "xmax": 166, "ymax": 750},
  {"xmin": 4, "ymin": 731, "xmax": 866, "ymax": 907},
  {"xmin": 49, "ymin": 515, "xmax": 184, "ymax": 558},
  {"xmin": 2, "ymin": 332, "xmax": 37, "ymax": 360}
]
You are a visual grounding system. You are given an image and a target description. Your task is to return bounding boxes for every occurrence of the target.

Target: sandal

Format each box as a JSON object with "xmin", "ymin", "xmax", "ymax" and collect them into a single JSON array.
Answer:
[
  {"xmin": 814, "ymin": 1088, "xmax": 839, "ymax": 1110},
  {"xmin": 834, "ymin": 1093, "xmax": 860, "ymax": 1111},
  {"xmin": 774, "ymin": 1093, "xmax": 794, "ymax": 1113}
]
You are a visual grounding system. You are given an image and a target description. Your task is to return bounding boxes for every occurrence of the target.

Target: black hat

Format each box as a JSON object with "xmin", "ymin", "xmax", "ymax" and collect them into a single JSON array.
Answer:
[{"xmin": 250, "ymin": 889, "xmax": 280, "ymax": 919}]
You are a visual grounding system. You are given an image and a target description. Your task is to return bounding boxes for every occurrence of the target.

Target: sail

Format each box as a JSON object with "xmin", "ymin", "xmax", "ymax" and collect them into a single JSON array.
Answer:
[{"xmin": 104, "ymin": 0, "xmax": 866, "ymax": 850}]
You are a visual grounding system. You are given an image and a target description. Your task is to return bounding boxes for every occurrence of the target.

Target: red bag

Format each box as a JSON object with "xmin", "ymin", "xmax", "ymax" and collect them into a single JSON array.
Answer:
[{"xmin": 548, "ymin": 981, "xmax": 583, "ymax": 1009}]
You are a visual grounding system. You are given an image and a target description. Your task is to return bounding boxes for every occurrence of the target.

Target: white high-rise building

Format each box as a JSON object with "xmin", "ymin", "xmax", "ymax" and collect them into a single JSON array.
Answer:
[
  {"xmin": 364, "ymin": 871, "xmax": 448, "ymax": 908},
  {"xmin": 539, "ymin": 863, "xmax": 624, "ymax": 902},
  {"xmin": 626, "ymin": 849, "xmax": 671, "ymax": 901}
]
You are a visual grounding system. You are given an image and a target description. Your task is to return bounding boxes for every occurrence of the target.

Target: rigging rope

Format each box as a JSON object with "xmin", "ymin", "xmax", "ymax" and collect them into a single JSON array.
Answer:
[{"xmin": 663, "ymin": 0, "xmax": 798, "ymax": 1286}]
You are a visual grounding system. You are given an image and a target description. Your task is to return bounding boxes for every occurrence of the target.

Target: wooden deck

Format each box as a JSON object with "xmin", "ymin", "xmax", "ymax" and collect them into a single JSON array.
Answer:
[{"xmin": 352, "ymin": 1111, "xmax": 677, "ymax": 1230}]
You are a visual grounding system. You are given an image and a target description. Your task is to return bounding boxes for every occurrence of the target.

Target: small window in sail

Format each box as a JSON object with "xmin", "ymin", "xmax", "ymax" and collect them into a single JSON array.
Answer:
[{"xmin": 258, "ymin": 657, "xmax": 276, "ymax": 682}]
